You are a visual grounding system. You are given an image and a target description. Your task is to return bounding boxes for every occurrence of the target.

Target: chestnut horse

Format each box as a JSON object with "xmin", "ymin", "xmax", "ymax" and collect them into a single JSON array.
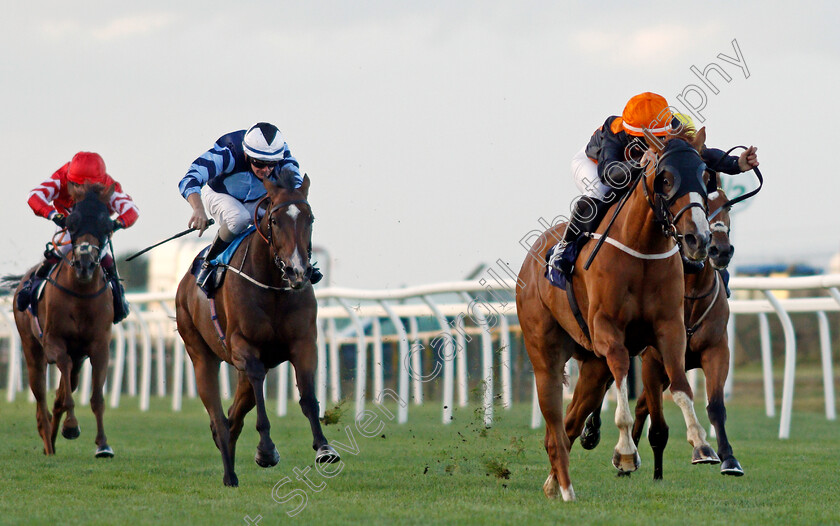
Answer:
[
  {"xmin": 566, "ymin": 189, "xmax": 743, "ymax": 478},
  {"xmin": 517, "ymin": 130, "xmax": 717, "ymax": 501},
  {"xmin": 4, "ymin": 184, "xmax": 117, "ymax": 457},
  {"xmin": 175, "ymin": 175, "xmax": 339, "ymax": 487}
]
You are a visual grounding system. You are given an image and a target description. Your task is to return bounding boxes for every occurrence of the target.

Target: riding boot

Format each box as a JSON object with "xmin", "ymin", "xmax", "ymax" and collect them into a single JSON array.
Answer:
[
  {"xmin": 197, "ymin": 235, "xmax": 231, "ymax": 295},
  {"xmin": 102, "ymin": 254, "xmax": 130, "ymax": 324},
  {"xmin": 554, "ymin": 197, "xmax": 610, "ymax": 276},
  {"xmin": 308, "ymin": 243, "xmax": 323, "ymax": 285},
  {"xmin": 16, "ymin": 251, "xmax": 60, "ymax": 311}
]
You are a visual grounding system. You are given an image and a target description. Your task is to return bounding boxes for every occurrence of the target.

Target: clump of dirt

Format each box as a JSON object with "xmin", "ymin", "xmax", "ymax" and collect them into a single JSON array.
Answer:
[
  {"xmin": 320, "ymin": 399, "xmax": 348, "ymax": 425},
  {"xmin": 484, "ymin": 458, "xmax": 511, "ymax": 479}
]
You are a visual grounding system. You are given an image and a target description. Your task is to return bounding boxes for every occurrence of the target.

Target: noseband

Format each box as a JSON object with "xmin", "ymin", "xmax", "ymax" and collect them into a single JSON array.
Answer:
[{"xmin": 254, "ymin": 197, "xmax": 311, "ymax": 272}]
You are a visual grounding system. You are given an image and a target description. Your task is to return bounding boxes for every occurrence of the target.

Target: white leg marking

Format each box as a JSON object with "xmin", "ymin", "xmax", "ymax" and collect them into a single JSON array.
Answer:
[
  {"xmin": 672, "ymin": 390, "xmax": 709, "ymax": 447},
  {"xmin": 614, "ymin": 377, "xmax": 635, "ymax": 455},
  {"xmin": 560, "ymin": 484, "xmax": 576, "ymax": 502}
]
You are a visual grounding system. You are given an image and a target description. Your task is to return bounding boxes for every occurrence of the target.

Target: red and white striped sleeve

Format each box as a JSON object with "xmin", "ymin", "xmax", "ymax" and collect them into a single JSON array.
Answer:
[
  {"xmin": 27, "ymin": 171, "xmax": 62, "ymax": 219},
  {"xmin": 109, "ymin": 180, "xmax": 140, "ymax": 228}
]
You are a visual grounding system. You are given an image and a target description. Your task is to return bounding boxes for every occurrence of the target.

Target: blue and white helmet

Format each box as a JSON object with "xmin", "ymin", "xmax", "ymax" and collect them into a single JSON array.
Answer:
[{"xmin": 243, "ymin": 122, "xmax": 287, "ymax": 161}]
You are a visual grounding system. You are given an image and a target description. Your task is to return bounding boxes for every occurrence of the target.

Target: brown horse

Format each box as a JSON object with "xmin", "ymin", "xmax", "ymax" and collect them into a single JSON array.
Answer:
[
  {"xmin": 4, "ymin": 184, "xmax": 117, "ymax": 457},
  {"xmin": 175, "ymin": 175, "xmax": 339, "ymax": 487},
  {"xmin": 566, "ymin": 189, "xmax": 743, "ymax": 479},
  {"xmin": 517, "ymin": 129, "xmax": 718, "ymax": 501}
]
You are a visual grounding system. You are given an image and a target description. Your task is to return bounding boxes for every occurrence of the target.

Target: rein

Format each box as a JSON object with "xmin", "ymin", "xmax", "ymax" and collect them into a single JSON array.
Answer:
[
  {"xmin": 45, "ymin": 263, "xmax": 109, "ymax": 299},
  {"xmin": 685, "ymin": 272, "xmax": 721, "ymax": 339},
  {"xmin": 708, "ymin": 145, "xmax": 764, "ymax": 220}
]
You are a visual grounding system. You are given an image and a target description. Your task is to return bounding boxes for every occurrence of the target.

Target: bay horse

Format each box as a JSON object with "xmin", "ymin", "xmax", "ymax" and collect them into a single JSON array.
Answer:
[
  {"xmin": 565, "ymin": 188, "xmax": 743, "ymax": 479},
  {"xmin": 175, "ymin": 174, "xmax": 339, "ymax": 487},
  {"xmin": 4, "ymin": 184, "xmax": 117, "ymax": 457},
  {"xmin": 516, "ymin": 129, "xmax": 717, "ymax": 501}
]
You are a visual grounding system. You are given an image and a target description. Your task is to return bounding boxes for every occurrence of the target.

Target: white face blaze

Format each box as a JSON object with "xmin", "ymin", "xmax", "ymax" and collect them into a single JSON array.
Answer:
[
  {"xmin": 286, "ymin": 205, "xmax": 307, "ymax": 275},
  {"xmin": 287, "ymin": 205, "xmax": 301, "ymax": 221},
  {"xmin": 689, "ymin": 192, "xmax": 709, "ymax": 231}
]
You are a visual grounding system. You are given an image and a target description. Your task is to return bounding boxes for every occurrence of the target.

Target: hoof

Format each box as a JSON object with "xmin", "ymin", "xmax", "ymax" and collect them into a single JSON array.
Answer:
[
  {"xmin": 691, "ymin": 444, "xmax": 721, "ymax": 465},
  {"xmin": 543, "ymin": 473, "xmax": 560, "ymax": 499},
  {"xmin": 580, "ymin": 414, "xmax": 601, "ymax": 450},
  {"xmin": 95, "ymin": 445, "xmax": 114, "ymax": 458},
  {"xmin": 316, "ymin": 445, "xmax": 340, "ymax": 464},
  {"xmin": 612, "ymin": 449, "xmax": 641, "ymax": 473},
  {"xmin": 62, "ymin": 426, "xmax": 80, "ymax": 440},
  {"xmin": 224, "ymin": 473, "xmax": 239, "ymax": 487},
  {"xmin": 255, "ymin": 447, "xmax": 280, "ymax": 468},
  {"xmin": 720, "ymin": 457, "xmax": 744, "ymax": 476}
]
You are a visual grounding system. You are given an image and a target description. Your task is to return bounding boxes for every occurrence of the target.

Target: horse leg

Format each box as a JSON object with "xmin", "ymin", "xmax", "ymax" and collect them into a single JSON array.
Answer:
[
  {"xmin": 593, "ymin": 323, "xmax": 640, "ymax": 474},
  {"xmin": 49, "ymin": 352, "xmax": 75, "ymax": 449},
  {"xmin": 656, "ymin": 322, "xmax": 719, "ymax": 464},
  {"xmin": 702, "ymin": 344, "xmax": 743, "ymax": 475},
  {"xmin": 638, "ymin": 354, "xmax": 669, "ymax": 480},
  {"xmin": 240, "ymin": 356, "xmax": 280, "ymax": 469},
  {"xmin": 523, "ymin": 319, "xmax": 575, "ymax": 501},
  {"xmin": 227, "ymin": 370, "xmax": 256, "ymax": 468},
  {"xmin": 291, "ymin": 351, "xmax": 340, "ymax": 464},
  {"xmin": 60, "ymin": 356, "xmax": 85, "ymax": 441},
  {"xmin": 26, "ymin": 356, "xmax": 53, "ymax": 455},
  {"xmin": 88, "ymin": 346, "xmax": 113, "ymax": 458},
  {"xmin": 194, "ymin": 354, "xmax": 237, "ymax": 485},
  {"xmin": 564, "ymin": 355, "xmax": 612, "ymax": 450}
]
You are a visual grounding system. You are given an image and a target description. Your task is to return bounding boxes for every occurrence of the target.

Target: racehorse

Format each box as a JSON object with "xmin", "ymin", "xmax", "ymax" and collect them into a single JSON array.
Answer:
[
  {"xmin": 175, "ymin": 174, "xmax": 339, "ymax": 487},
  {"xmin": 565, "ymin": 188, "xmax": 743, "ymax": 479},
  {"xmin": 3, "ymin": 184, "xmax": 117, "ymax": 457},
  {"xmin": 516, "ymin": 128, "xmax": 718, "ymax": 501}
]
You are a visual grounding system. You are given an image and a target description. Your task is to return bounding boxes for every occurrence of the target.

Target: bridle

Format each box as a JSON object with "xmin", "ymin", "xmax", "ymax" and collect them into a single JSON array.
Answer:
[
  {"xmin": 641, "ymin": 141, "xmax": 709, "ymax": 244},
  {"xmin": 254, "ymin": 197, "xmax": 311, "ymax": 273}
]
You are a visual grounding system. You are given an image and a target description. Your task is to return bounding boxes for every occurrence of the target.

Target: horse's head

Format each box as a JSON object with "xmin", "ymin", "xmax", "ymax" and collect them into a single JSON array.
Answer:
[
  {"xmin": 707, "ymin": 188, "xmax": 734, "ymax": 270},
  {"xmin": 261, "ymin": 175, "xmax": 314, "ymax": 290},
  {"xmin": 645, "ymin": 127, "xmax": 711, "ymax": 262},
  {"xmin": 65, "ymin": 184, "xmax": 115, "ymax": 283}
]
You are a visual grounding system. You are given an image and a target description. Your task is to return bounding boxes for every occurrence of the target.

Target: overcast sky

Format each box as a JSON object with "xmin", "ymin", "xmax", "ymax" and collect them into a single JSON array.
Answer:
[{"xmin": 2, "ymin": 2, "xmax": 838, "ymax": 289}]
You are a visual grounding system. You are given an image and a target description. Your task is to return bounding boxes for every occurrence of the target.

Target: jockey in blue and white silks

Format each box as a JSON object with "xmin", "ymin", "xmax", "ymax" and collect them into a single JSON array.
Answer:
[{"xmin": 179, "ymin": 122, "xmax": 320, "ymax": 292}]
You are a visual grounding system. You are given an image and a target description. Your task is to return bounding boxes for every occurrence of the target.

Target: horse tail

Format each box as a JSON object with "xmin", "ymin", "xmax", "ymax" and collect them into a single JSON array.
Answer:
[{"xmin": 1, "ymin": 274, "xmax": 24, "ymax": 289}]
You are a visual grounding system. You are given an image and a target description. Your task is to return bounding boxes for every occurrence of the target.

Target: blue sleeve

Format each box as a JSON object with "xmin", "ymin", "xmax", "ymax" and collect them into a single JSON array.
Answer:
[
  {"xmin": 178, "ymin": 143, "xmax": 236, "ymax": 199},
  {"xmin": 277, "ymin": 145, "xmax": 303, "ymax": 188},
  {"xmin": 702, "ymin": 147, "xmax": 741, "ymax": 175}
]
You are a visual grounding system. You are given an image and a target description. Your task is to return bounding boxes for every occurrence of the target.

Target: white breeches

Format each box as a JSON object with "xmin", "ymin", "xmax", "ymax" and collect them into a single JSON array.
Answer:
[
  {"xmin": 201, "ymin": 185, "xmax": 263, "ymax": 237},
  {"xmin": 571, "ymin": 146, "xmax": 613, "ymax": 202}
]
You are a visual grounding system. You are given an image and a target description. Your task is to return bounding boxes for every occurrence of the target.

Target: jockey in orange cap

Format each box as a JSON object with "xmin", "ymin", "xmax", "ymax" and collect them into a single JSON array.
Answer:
[
  {"xmin": 551, "ymin": 92, "xmax": 759, "ymax": 276},
  {"xmin": 17, "ymin": 152, "xmax": 140, "ymax": 323}
]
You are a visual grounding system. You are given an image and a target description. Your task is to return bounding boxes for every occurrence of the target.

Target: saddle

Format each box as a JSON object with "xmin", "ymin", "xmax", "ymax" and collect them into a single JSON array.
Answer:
[{"xmin": 191, "ymin": 227, "xmax": 255, "ymax": 297}]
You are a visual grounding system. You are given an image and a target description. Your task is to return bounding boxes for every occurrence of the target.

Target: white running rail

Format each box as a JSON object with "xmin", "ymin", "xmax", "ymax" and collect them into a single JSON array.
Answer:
[{"xmin": 0, "ymin": 275, "xmax": 837, "ymax": 439}]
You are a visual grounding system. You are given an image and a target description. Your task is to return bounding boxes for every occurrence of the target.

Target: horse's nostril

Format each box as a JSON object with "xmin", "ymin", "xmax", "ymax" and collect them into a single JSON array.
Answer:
[
  {"xmin": 709, "ymin": 246, "xmax": 719, "ymax": 257},
  {"xmin": 684, "ymin": 234, "xmax": 697, "ymax": 248}
]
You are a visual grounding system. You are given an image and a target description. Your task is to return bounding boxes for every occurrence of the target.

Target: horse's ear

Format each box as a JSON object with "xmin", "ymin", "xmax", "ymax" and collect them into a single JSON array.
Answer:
[
  {"xmin": 299, "ymin": 174, "xmax": 310, "ymax": 198},
  {"xmin": 692, "ymin": 127, "xmax": 707, "ymax": 152}
]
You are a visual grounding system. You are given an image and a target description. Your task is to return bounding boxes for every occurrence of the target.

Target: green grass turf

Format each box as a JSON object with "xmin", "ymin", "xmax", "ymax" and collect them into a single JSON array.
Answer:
[{"xmin": 0, "ymin": 376, "xmax": 839, "ymax": 525}]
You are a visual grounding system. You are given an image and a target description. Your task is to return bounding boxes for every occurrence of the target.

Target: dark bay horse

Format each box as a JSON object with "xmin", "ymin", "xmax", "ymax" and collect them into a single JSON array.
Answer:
[
  {"xmin": 175, "ymin": 175, "xmax": 339, "ymax": 487},
  {"xmin": 4, "ymin": 184, "xmax": 117, "ymax": 457},
  {"xmin": 516, "ymin": 130, "xmax": 717, "ymax": 501},
  {"xmin": 565, "ymin": 189, "xmax": 743, "ymax": 479}
]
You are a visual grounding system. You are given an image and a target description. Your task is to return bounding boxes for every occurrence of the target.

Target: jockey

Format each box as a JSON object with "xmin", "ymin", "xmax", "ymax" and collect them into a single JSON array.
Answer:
[
  {"xmin": 553, "ymin": 92, "xmax": 759, "ymax": 275},
  {"xmin": 179, "ymin": 122, "xmax": 323, "ymax": 293},
  {"xmin": 18, "ymin": 152, "xmax": 139, "ymax": 322}
]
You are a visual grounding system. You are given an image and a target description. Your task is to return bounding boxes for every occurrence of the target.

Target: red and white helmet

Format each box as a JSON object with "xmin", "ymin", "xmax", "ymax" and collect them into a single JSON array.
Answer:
[{"xmin": 243, "ymin": 122, "xmax": 287, "ymax": 162}]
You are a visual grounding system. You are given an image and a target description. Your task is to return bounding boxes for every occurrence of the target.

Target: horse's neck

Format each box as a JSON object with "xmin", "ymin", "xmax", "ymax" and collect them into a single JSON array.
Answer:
[
  {"xmin": 239, "ymin": 227, "xmax": 285, "ymax": 286},
  {"xmin": 611, "ymin": 183, "xmax": 675, "ymax": 254},
  {"xmin": 685, "ymin": 264, "xmax": 716, "ymax": 298}
]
